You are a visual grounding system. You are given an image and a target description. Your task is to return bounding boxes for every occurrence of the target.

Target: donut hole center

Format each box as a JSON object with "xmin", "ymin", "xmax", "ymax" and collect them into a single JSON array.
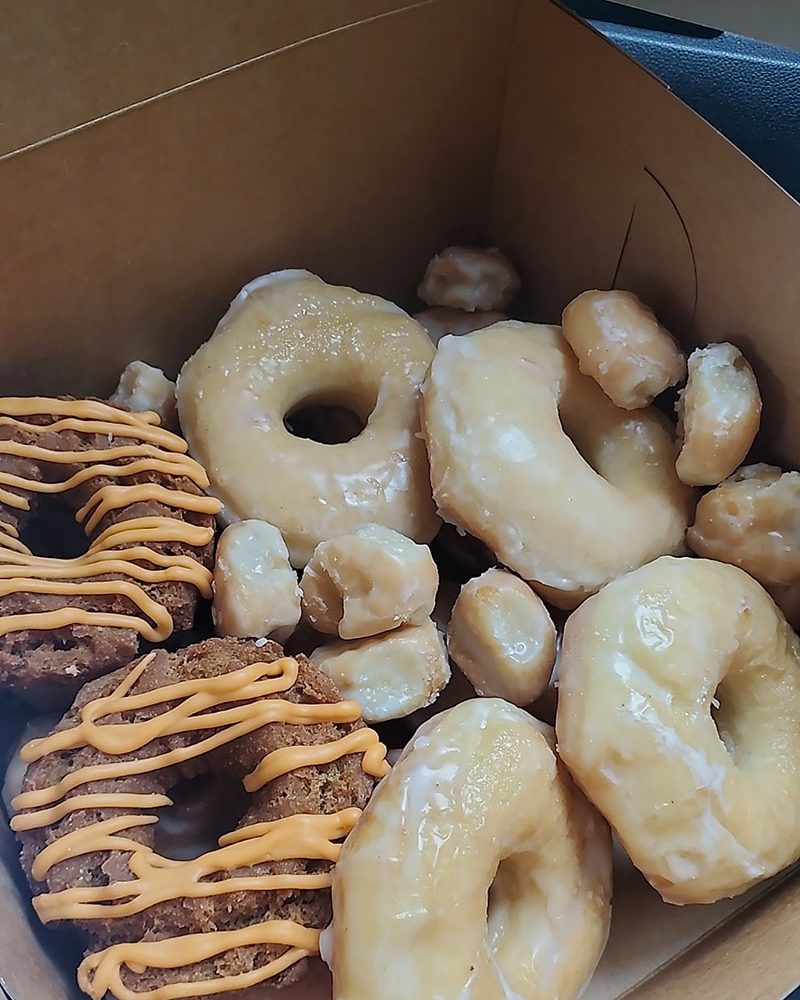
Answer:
[
  {"xmin": 557, "ymin": 412, "xmax": 602, "ymax": 476},
  {"xmin": 711, "ymin": 682, "xmax": 739, "ymax": 763},
  {"xmin": 285, "ymin": 391, "xmax": 371, "ymax": 445},
  {"xmin": 21, "ymin": 498, "xmax": 89, "ymax": 559},
  {"xmin": 154, "ymin": 773, "xmax": 249, "ymax": 861}
]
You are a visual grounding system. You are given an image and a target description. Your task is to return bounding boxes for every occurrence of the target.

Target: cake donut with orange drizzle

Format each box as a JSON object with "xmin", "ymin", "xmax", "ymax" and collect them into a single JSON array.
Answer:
[
  {"xmin": 11, "ymin": 636, "xmax": 388, "ymax": 999},
  {"xmin": 0, "ymin": 397, "xmax": 220, "ymax": 705}
]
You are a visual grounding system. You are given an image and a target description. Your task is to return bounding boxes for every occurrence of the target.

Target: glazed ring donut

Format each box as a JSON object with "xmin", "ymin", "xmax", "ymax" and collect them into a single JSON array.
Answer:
[
  {"xmin": 177, "ymin": 271, "xmax": 439, "ymax": 567},
  {"xmin": 11, "ymin": 637, "xmax": 388, "ymax": 1000},
  {"xmin": 421, "ymin": 322, "xmax": 694, "ymax": 606},
  {"xmin": 329, "ymin": 699, "xmax": 612, "ymax": 1000},
  {"xmin": 556, "ymin": 556, "xmax": 800, "ymax": 904},
  {"xmin": 0, "ymin": 396, "xmax": 219, "ymax": 706}
]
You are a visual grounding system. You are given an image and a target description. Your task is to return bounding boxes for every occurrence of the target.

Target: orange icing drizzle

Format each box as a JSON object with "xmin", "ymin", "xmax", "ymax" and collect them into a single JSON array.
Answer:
[
  {"xmin": 11, "ymin": 654, "xmax": 390, "ymax": 999},
  {"xmin": 0, "ymin": 397, "xmax": 221, "ymax": 641}
]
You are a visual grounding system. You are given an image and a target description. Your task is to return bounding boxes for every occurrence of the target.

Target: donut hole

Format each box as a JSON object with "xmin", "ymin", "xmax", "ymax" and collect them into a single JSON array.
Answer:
[
  {"xmin": 285, "ymin": 392, "xmax": 369, "ymax": 445},
  {"xmin": 154, "ymin": 772, "xmax": 249, "ymax": 860},
  {"xmin": 21, "ymin": 497, "xmax": 88, "ymax": 559}
]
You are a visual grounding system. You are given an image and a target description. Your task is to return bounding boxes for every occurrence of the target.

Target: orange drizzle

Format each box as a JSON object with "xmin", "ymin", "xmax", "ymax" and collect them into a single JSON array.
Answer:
[
  {"xmin": 12, "ymin": 654, "xmax": 389, "ymax": 998},
  {"xmin": 0, "ymin": 397, "xmax": 220, "ymax": 641}
]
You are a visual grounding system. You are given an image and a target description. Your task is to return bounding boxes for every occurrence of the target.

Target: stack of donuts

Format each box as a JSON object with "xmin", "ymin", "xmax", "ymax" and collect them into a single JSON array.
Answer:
[{"xmin": 4, "ymin": 245, "xmax": 800, "ymax": 1000}]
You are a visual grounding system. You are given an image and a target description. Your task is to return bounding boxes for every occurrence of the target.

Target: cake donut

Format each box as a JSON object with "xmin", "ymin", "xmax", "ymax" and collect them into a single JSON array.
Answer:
[
  {"xmin": 421, "ymin": 322, "xmax": 694, "ymax": 606},
  {"xmin": 557, "ymin": 556, "xmax": 800, "ymax": 904},
  {"xmin": 11, "ymin": 636, "xmax": 389, "ymax": 1000},
  {"xmin": 177, "ymin": 271, "xmax": 439, "ymax": 567},
  {"xmin": 329, "ymin": 699, "xmax": 612, "ymax": 1000},
  {"xmin": 0, "ymin": 397, "xmax": 219, "ymax": 705}
]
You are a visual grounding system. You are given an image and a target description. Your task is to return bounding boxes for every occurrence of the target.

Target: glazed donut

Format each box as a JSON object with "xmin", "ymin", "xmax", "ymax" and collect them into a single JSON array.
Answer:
[
  {"xmin": 421, "ymin": 322, "xmax": 694, "ymax": 606},
  {"xmin": 329, "ymin": 699, "xmax": 612, "ymax": 999},
  {"xmin": 11, "ymin": 637, "xmax": 388, "ymax": 1000},
  {"xmin": 0, "ymin": 396, "xmax": 218, "ymax": 706},
  {"xmin": 417, "ymin": 246, "xmax": 520, "ymax": 312},
  {"xmin": 687, "ymin": 464, "xmax": 800, "ymax": 586},
  {"xmin": 561, "ymin": 290, "xmax": 685, "ymax": 410},
  {"xmin": 447, "ymin": 568, "xmax": 556, "ymax": 706},
  {"xmin": 300, "ymin": 523, "xmax": 438, "ymax": 639},
  {"xmin": 177, "ymin": 271, "xmax": 439, "ymax": 567},
  {"xmin": 676, "ymin": 343, "xmax": 761, "ymax": 486},
  {"xmin": 110, "ymin": 361, "xmax": 178, "ymax": 432},
  {"xmin": 310, "ymin": 619, "xmax": 450, "ymax": 723},
  {"xmin": 556, "ymin": 556, "xmax": 800, "ymax": 904},
  {"xmin": 413, "ymin": 306, "xmax": 508, "ymax": 344},
  {"xmin": 213, "ymin": 520, "xmax": 301, "ymax": 642}
]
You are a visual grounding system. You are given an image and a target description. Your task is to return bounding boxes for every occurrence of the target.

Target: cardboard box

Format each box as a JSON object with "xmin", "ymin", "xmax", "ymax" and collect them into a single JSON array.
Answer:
[{"xmin": 1, "ymin": 1, "xmax": 800, "ymax": 997}]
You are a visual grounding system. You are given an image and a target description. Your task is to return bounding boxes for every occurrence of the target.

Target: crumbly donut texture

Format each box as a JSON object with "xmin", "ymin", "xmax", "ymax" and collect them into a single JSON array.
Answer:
[
  {"xmin": 300, "ymin": 524, "xmax": 437, "ymax": 639},
  {"xmin": 562, "ymin": 290, "xmax": 685, "ymax": 410},
  {"xmin": 687, "ymin": 464, "xmax": 800, "ymax": 586},
  {"xmin": 0, "ymin": 399, "xmax": 217, "ymax": 707},
  {"xmin": 676, "ymin": 343, "xmax": 761, "ymax": 486},
  {"xmin": 213, "ymin": 520, "xmax": 301, "ymax": 642},
  {"xmin": 13, "ymin": 637, "xmax": 377, "ymax": 997},
  {"xmin": 330, "ymin": 699, "xmax": 612, "ymax": 1000},
  {"xmin": 557, "ymin": 556, "xmax": 800, "ymax": 904},
  {"xmin": 417, "ymin": 246, "xmax": 520, "ymax": 312},
  {"xmin": 447, "ymin": 568, "xmax": 555, "ymax": 705},
  {"xmin": 110, "ymin": 361, "xmax": 178, "ymax": 431},
  {"xmin": 421, "ymin": 322, "xmax": 693, "ymax": 606},
  {"xmin": 177, "ymin": 271, "xmax": 439, "ymax": 567},
  {"xmin": 310, "ymin": 619, "xmax": 449, "ymax": 723}
]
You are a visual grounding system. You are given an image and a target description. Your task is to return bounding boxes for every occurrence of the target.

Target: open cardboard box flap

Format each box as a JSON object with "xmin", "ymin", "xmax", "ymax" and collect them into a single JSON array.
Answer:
[{"xmin": 1, "ymin": 1, "xmax": 799, "ymax": 998}]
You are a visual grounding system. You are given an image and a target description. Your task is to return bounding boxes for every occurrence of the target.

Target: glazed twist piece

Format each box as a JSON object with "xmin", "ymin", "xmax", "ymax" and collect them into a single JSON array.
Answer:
[
  {"xmin": 300, "ymin": 523, "xmax": 438, "ymax": 639},
  {"xmin": 177, "ymin": 271, "xmax": 439, "ymax": 567},
  {"xmin": 675, "ymin": 343, "xmax": 761, "ymax": 487},
  {"xmin": 421, "ymin": 322, "xmax": 694, "ymax": 606},
  {"xmin": 687, "ymin": 464, "xmax": 800, "ymax": 586},
  {"xmin": 557, "ymin": 556, "xmax": 800, "ymax": 904},
  {"xmin": 561, "ymin": 290, "xmax": 685, "ymax": 410},
  {"xmin": 329, "ymin": 699, "xmax": 611, "ymax": 999}
]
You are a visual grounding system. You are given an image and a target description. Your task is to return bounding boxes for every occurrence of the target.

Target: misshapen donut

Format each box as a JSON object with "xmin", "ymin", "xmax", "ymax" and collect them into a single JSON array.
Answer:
[
  {"xmin": 12, "ymin": 637, "xmax": 388, "ymax": 1000},
  {"xmin": 421, "ymin": 322, "xmax": 694, "ymax": 606},
  {"xmin": 557, "ymin": 556, "xmax": 800, "ymax": 904},
  {"xmin": 0, "ymin": 397, "xmax": 218, "ymax": 705},
  {"xmin": 177, "ymin": 272, "xmax": 439, "ymax": 567},
  {"xmin": 329, "ymin": 699, "xmax": 612, "ymax": 1000}
]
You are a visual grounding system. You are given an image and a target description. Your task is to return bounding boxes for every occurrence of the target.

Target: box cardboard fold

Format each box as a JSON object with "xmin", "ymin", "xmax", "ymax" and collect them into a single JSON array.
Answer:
[{"xmin": 1, "ymin": 1, "xmax": 799, "ymax": 998}]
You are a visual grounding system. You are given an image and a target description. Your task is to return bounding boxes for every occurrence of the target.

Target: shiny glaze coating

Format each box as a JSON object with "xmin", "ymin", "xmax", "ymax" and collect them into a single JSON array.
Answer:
[
  {"xmin": 178, "ymin": 271, "xmax": 439, "ymax": 566},
  {"xmin": 330, "ymin": 699, "xmax": 612, "ymax": 999},
  {"xmin": 447, "ymin": 568, "xmax": 555, "ymax": 706},
  {"xmin": 676, "ymin": 343, "xmax": 761, "ymax": 486},
  {"xmin": 421, "ymin": 322, "xmax": 693, "ymax": 606},
  {"xmin": 557, "ymin": 556, "xmax": 800, "ymax": 904}
]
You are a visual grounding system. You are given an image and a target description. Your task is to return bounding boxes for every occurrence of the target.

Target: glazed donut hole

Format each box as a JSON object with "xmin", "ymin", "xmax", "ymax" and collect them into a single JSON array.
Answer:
[
  {"xmin": 300, "ymin": 523, "xmax": 438, "ymax": 639},
  {"xmin": 310, "ymin": 619, "xmax": 450, "ymax": 723},
  {"xmin": 417, "ymin": 245, "xmax": 521, "ymax": 312},
  {"xmin": 110, "ymin": 359, "xmax": 178, "ymax": 430},
  {"xmin": 675, "ymin": 343, "xmax": 762, "ymax": 487},
  {"xmin": 212, "ymin": 519, "xmax": 301, "ymax": 643},
  {"xmin": 687, "ymin": 464, "xmax": 800, "ymax": 586},
  {"xmin": 447, "ymin": 567, "xmax": 556, "ymax": 706},
  {"xmin": 562, "ymin": 289, "xmax": 686, "ymax": 410}
]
